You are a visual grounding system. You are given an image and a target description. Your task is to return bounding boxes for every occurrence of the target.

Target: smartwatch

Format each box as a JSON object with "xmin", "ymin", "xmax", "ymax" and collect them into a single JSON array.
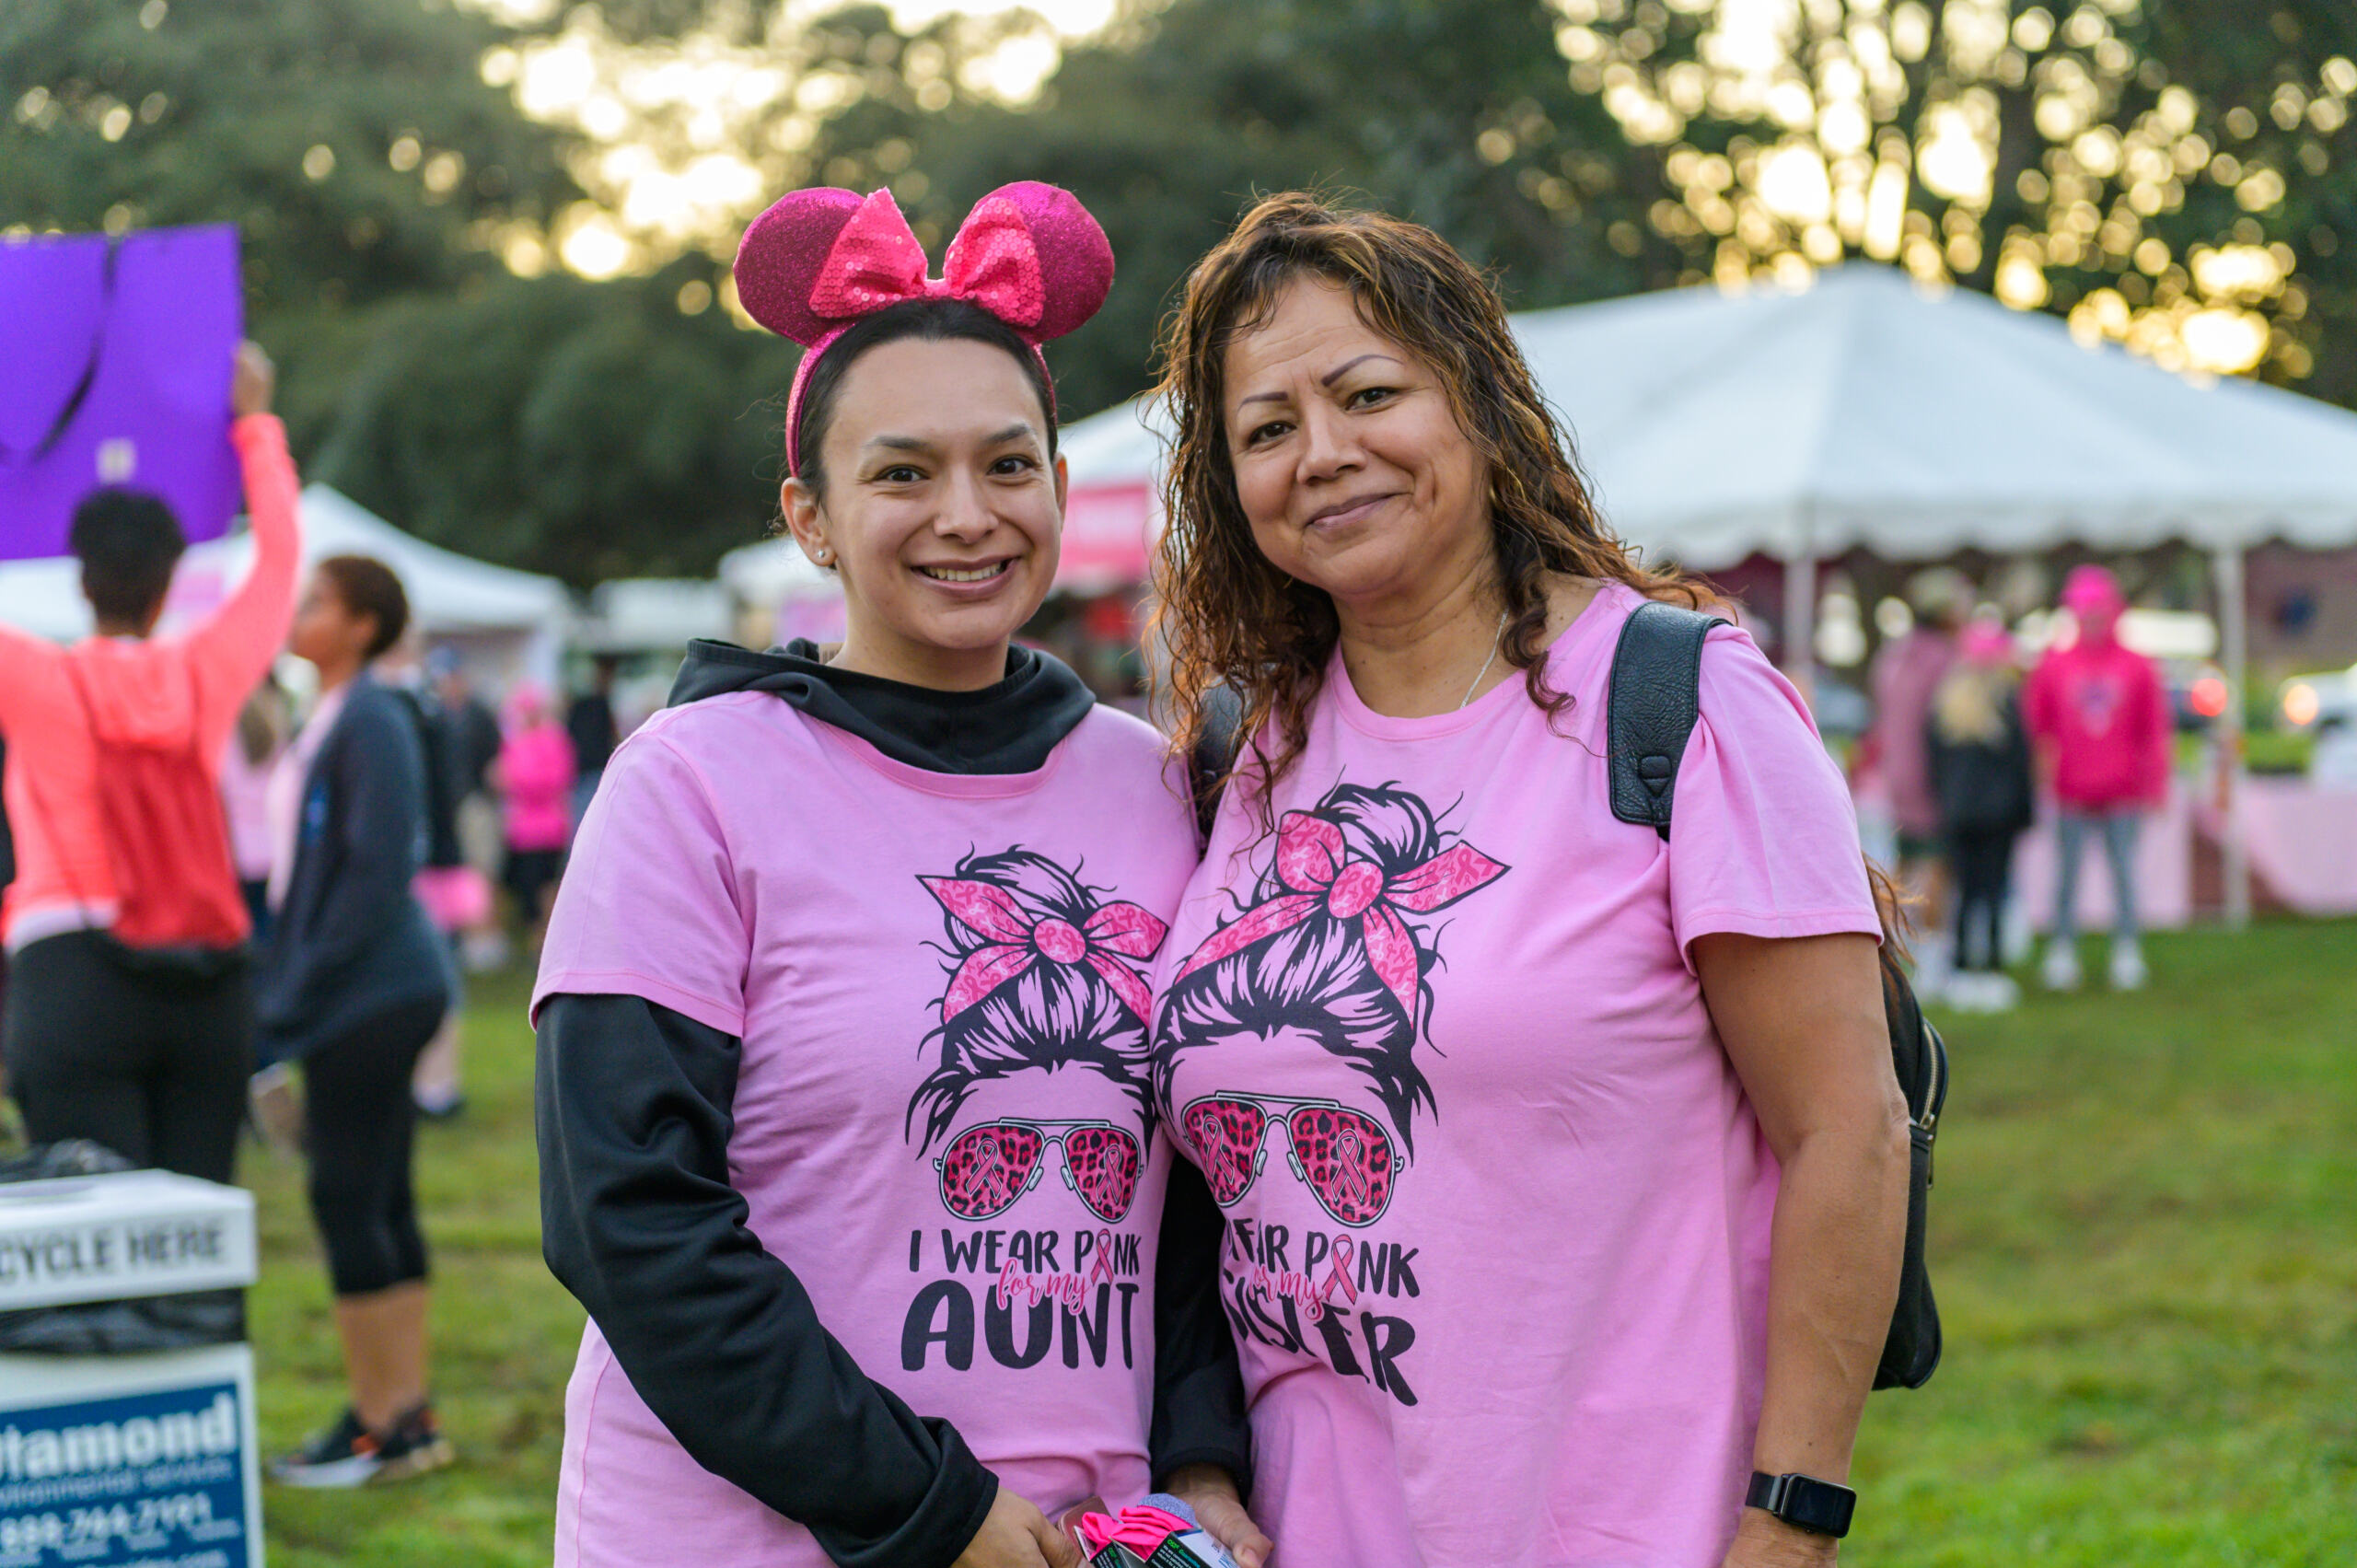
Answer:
[{"xmin": 1745, "ymin": 1471, "xmax": 1856, "ymax": 1539}]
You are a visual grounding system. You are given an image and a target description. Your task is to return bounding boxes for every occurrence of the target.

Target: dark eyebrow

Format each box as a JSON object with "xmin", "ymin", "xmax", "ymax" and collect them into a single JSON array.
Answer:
[
  {"xmin": 981, "ymin": 422, "xmax": 1039, "ymax": 447},
  {"xmin": 1320, "ymin": 353, "xmax": 1399, "ymax": 386},
  {"xmin": 1237, "ymin": 353, "xmax": 1405, "ymax": 409}
]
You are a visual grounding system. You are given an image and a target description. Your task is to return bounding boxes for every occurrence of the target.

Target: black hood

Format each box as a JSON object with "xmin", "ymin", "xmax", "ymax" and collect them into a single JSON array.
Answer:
[{"xmin": 667, "ymin": 638, "xmax": 1095, "ymax": 775}]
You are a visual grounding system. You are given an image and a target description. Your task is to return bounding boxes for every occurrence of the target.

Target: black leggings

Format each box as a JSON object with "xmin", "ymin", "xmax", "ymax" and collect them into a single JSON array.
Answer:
[
  {"xmin": 2, "ymin": 930, "xmax": 252, "ymax": 1184},
  {"xmin": 304, "ymin": 994, "xmax": 443, "ymax": 1297},
  {"xmin": 1946, "ymin": 826, "xmax": 2022, "ymax": 972}
]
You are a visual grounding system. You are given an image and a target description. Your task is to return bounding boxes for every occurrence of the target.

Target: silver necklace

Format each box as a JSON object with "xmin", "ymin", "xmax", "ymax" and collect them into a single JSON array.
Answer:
[{"xmin": 1459, "ymin": 610, "xmax": 1509, "ymax": 709}]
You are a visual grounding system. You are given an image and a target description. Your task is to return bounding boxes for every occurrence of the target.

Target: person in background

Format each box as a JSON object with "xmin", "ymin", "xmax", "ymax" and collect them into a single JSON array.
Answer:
[
  {"xmin": 260, "ymin": 555, "xmax": 456, "ymax": 1486},
  {"xmin": 2025, "ymin": 563, "xmax": 2172, "ymax": 992},
  {"xmin": 0, "ymin": 741, "xmax": 13, "ymax": 1069},
  {"xmin": 1867, "ymin": 566, "xmax": 1969, "ymax": 999},
  {"xmin": 427, "ymin": 649, "xmax": 507, "ymax": 973},
  {"xmin": 494, "ymin": 683, "xmax": 575, "ymax": 950},
  {"xmin": 1927, "ymin": 618, "xmax": 2035, "ymax": 1013},
  {"xmin": 0, "ymin": 343, "xmax": 296, "ymax": 1184},
  {"xmin": 220, "ymin": 678, "xmax": 292, "ymax": 938},
  {"xmin": 563, "ymin": 656, "xmax": 620, "ymax": 826},
  {"xmin": 384, "ymin": 639, "xmax": 481, "ymax": 1121}
]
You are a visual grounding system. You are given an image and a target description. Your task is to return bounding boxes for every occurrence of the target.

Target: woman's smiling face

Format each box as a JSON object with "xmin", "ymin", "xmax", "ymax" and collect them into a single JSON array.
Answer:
[
  {"xmin": 1221, "ymin": 275, "xmax": 1490, "ymax": 613},
  {"xmin": 785, "ymin": 335, "xmax": 1066, "ymax": 687}
]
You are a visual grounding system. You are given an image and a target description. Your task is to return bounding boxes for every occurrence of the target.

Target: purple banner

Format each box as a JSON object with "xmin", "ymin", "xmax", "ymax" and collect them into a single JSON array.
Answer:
[{"xmin": 0, "ymin": 225, "xmax": 243, "ymax": 562}]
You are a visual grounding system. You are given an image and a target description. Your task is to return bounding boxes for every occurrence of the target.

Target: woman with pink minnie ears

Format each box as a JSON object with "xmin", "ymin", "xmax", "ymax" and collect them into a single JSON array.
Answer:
[{"xmin": 532, "ymin": 183, "xmax": 1269, "ymax": 1568}]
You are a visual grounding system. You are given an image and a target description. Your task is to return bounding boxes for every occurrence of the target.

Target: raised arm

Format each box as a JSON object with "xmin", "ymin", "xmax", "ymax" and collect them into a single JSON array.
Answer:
[{"xmin": 190, "ymin": 343, "xmax": 301, "ymax": 727}]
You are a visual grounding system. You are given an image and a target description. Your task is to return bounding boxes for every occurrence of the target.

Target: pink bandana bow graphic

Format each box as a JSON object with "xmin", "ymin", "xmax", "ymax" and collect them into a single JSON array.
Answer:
[
  {"xmin": 1175, "ymin": 812, "xmax": 1507, "ymax": 1016},
  {"xmin": 922, "ymin": 877, "xmax": 1167, "ymax": 1026}
]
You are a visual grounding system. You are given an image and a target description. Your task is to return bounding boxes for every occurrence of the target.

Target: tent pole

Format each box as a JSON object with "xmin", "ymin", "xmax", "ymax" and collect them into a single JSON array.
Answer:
[
  {"xmin": 2213, "ymin": 543, "xmax": 2250, "ymax": 929},
  {"xmin": 1782, "ymin": 551, "xmax": 1817, "ymax": 705}
]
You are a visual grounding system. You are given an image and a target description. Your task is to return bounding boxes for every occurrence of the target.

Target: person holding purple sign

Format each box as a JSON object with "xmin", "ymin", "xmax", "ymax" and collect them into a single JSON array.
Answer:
[{"xmin": 0, "ymin": 342, "xmax": 297, "ymax": 1187}]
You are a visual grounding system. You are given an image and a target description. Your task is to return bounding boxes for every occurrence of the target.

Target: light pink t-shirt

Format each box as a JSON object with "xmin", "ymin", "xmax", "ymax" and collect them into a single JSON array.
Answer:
[
  {"xmin": 532, "ymin": 691, "xmax": 1198, "ymax": 1568},
  {"xmin": 1151, "ymin": 583, "xmax": 1881, "ymax": 1568}
]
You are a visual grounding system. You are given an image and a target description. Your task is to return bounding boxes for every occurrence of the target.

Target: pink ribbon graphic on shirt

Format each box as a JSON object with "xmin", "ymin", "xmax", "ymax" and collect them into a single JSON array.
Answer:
[
  {"xmin": 1174, "ymin": 812, "xmax": 1507, "ymax": 1016},
  {"xmin": 921, "ymin": 877, "xmax": 1167, "ymax": 1025}
]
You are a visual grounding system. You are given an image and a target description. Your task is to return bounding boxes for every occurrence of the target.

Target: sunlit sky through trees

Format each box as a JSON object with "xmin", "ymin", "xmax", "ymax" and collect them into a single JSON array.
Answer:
[{"xmin": 452, "ymin": 0, "xmax": 2343, "ymax": 384}]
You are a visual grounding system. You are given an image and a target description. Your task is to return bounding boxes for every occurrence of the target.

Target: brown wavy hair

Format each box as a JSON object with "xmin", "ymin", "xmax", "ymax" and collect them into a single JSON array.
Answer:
[
  {"xmin": 1149, "ymin": 192, "xmax": 1709, "ymax": 813},
  {"xmin": 1149, "ymin": 192, "xmax": 1910, "ymax": 952}
]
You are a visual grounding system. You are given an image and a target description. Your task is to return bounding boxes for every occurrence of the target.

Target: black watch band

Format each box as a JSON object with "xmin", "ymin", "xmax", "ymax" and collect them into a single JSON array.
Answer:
[{"xmin": 1745, "ymin": 1471, "xmax": 1856, "ymax": 1539}]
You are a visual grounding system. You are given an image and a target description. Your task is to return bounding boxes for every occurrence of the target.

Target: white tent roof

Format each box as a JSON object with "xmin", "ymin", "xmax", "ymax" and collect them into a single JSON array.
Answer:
[
  {"xmin": 718, "ymin": 535, "xmax": 842, "ymax": 606},
  {"xmin": 0, "ymin": 483, "xmax": 570, "ymax": 643},
  {"xmin": 1058, "ymin": 264, "xmax": 2357, "ymax": 571}
]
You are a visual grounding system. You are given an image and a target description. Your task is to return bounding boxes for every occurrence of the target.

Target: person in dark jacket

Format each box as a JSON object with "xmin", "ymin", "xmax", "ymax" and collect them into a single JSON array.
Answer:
[
  {"xmin": 1927, "ymin": 617, "xmax": 2036, "ymax": 1013},
  {"xmin": 258, "ymin": 555, "xmax": 456, "ymax": 1486}
]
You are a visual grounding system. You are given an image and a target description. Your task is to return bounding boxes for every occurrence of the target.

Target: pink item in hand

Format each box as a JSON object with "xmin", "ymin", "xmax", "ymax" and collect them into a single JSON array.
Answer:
[{"xmin": 731, "ymin": 182, "xmax": 1115, "ymax": 474}]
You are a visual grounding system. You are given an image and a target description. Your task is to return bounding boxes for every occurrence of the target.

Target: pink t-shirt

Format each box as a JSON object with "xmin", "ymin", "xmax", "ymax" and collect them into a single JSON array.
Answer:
[
  {"xmin": 532, "ymin": 691, "xmax": 1199, "ymax": 1568},
  {"xmin": 1150, "ymin": 583, "xmax": 1881, "ymax": 1568}
]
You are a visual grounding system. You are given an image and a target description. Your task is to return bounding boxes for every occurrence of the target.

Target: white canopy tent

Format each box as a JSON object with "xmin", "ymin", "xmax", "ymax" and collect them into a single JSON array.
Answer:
[
  {"xmin": 1058, "ymin": 264, "xmax": 2357, "ymax": 923},
  {"xmin": 0, "ymin": 483, "xmax": 572, "ymax": 687}
]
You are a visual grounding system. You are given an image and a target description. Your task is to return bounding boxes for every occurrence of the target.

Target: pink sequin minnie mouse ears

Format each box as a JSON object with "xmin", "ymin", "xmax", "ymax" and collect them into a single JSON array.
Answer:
[{"xmin": 733, "ymin": 181, "xmax": 1115, "ymax": 475}]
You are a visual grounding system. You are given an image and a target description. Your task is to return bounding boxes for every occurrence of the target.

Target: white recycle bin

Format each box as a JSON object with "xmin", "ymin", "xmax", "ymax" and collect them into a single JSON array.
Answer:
[{"xmin": 0, "ymin": 1169, "xmax": 261, "ymax": 1568}]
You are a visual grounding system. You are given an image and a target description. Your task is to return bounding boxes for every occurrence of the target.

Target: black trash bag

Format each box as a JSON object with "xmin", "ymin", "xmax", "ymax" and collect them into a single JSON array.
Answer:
[{"xmin": 0, "ymin": 1141, "xmax": 246, "ymax": 1354}]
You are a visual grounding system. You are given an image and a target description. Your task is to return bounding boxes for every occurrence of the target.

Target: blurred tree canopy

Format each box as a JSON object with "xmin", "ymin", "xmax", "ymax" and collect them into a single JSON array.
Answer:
[{"xmin": 6, "ymin": 0, "xmax": 2356, "ymax": 583}]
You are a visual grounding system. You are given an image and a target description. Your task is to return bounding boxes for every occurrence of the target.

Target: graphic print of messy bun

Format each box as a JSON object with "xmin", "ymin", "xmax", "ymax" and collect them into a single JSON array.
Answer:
[
  {"xmin": 908, "ymin": 847, "xmax": 1167, "ymax": 1150},
  {"xmin": 1154, "ymin": 782, "xmax": 1507, "ymax": 1154}
]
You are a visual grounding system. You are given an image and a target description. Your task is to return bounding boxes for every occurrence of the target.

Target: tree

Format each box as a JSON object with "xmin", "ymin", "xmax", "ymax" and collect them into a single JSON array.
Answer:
[
  {"xmin": 1, "ymin": 0, "xmax": 579, "ymax": 313},
  {"xmin": 283, "ymin": 259, "xmax": 798, "ymax": 586},
  {"xmin": 1550, "ymin": 0, "xmax": 2357, "ymax": 395}
]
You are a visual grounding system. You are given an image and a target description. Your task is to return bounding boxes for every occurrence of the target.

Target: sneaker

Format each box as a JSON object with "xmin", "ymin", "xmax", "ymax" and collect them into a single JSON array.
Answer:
[
  {"xmin": 249, "ymin": 1065, "xmax": 305, "ymax": 1156},
  {"xmin": 271, "ymin": 1404, "xmax": 453, "ymax": 1488},
  {"xmin": 2041, "ymin": 939, "xmax": 2082, "ymax": 993},
  {"xmin": 412, "ymin": 1088, "xmax": 468, "ymax": 1121},
  {"xmin": 2108, "ymin": 936, "xmax": 2148, "ymax": 992}
]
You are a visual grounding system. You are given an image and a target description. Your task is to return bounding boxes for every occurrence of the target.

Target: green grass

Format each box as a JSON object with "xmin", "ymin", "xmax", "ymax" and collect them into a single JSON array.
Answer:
[
  {"xmin": 1850, "ymin": 920, "xmax": 2357, "ymax": 1564},
  {"xmin": 40, "ymin": 925, "xmax": 2354, "ymax": 1562}
]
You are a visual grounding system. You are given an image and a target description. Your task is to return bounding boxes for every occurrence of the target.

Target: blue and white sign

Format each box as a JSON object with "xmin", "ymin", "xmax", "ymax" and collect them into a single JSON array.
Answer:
[{"xmin": 0, "ymin": 1377, "xmax": 255, "ymax": 1568}]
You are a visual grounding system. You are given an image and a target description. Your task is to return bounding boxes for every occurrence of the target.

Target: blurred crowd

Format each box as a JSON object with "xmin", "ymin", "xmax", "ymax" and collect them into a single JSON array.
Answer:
[{"xmin": 1861, "ymin": 563, "xmax": 2173, "ymax": 1016}]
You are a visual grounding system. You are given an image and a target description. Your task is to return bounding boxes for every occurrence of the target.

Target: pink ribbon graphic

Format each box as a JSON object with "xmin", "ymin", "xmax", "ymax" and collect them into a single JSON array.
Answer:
[
  {"xmin": 1075, "ymin": 1504, "xmax": 1195, "ymax": 1555},
  {"xmin": 922, "ymin": 877, "xmax": 1167, "ymax": 1025},
  {"xmin": 807, "ymin": 189, "xmax": 1049, "ymax": 336},
  {"xmin": 1174, "ymin": 812, "xmax": 1506, "ymax": 1015}
]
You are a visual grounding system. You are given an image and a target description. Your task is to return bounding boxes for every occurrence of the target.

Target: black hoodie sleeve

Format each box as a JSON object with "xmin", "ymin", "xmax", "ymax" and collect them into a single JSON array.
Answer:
[
  {"xmin": 536, "ymin": 992, "xmax": 997, "ymax": 1568},
  {"xmin": 1149, "ymin": 1156, "xmax": 1254, "ymax": 1498}
]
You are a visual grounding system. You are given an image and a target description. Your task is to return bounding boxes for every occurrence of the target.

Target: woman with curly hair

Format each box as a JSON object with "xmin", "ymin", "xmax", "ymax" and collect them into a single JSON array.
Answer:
[{"xmin": 1148, "ymin": 193, "xmax": 1911, "ymax": 1568}]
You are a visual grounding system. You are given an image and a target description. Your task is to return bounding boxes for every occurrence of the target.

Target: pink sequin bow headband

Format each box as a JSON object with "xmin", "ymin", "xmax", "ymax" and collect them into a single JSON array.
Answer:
[
  {"xmin": 1175, "ymin": 812, "xmax": 1507, "ymax": 1016},
  {"xmin": 921, "ymin": 877, "xmax": 1167, "ymax": 1026},
  {"xmin": 732, "ymin": 181, "xmax": 1115, "ymax": 475}
]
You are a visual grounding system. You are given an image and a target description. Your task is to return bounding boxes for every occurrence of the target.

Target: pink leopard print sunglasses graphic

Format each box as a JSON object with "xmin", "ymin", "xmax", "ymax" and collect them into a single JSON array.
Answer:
[
  {"xmin": 935, "ymin": 1118, "xmax": 1143, "ymax": 1225},
  {"xmin": 1179, "ymin": 1091, "xmax": 1401, "ymax": 1227}
]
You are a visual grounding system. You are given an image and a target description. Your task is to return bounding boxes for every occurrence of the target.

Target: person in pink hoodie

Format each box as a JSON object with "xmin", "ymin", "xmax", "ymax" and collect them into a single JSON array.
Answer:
[
  {"xmin": 2023, "ymin": 564, "xmax": 2172, "ymax": 991},
  {"xmin": 494, "ymin": 682, "xmax": 575, "ymax": 945},
  {"xmin": 0, "ymin": 342, "xmax": 297, "ymax": 1183}
]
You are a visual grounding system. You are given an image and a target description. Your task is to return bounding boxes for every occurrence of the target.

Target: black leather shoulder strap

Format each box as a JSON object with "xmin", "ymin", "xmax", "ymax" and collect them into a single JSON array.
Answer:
[
  {"xmin": 1608, "ymin": 600, "xmax": 1731, "ymax": 840},
  {"xmin": 1189, "ymin": 684, "xmax": 1245, "ymax": 842}
]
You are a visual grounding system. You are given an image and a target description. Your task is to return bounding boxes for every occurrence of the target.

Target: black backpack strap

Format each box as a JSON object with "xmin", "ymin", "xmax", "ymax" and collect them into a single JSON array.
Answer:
[
  {"xmin": 1607, "ymin": 600, "xmax": 1730, "ymax": 840},
  {"xmin": 1189, "ymin": 685, "xmax": 1245, "ymax": 843}
]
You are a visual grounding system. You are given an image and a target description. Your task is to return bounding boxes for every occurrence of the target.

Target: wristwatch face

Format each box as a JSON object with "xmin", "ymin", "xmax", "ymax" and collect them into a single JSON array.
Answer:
[
  {"xmin": 1782, "ymin": 1475, "xmax": 1855, "ymax": 1536},
  {"xmin": 1750, "ymin": 1472, "xmax": 1856, "ymax": 1538}
]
